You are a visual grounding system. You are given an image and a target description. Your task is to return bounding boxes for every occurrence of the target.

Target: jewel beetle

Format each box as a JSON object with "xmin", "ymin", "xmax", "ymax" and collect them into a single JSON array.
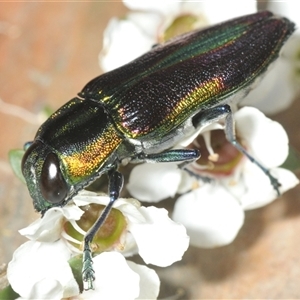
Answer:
[{"xmin": 21, "ymin": 11, "xmax": 295, "ymax": 289}]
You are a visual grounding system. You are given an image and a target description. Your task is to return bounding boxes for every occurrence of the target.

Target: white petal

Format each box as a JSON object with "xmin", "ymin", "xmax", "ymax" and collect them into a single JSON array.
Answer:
[
  {"xmin": 241, "ymin": 58, "xmax": 296, "ymax": 114},
  {"xmin": 19, "ymin": 205, "xmax": 83, "ymax": 242},
  {"xmin": 275, "ymin": 168, "xmax": 299, "ymax": 194},
  {"xmin": 27, "ymin": 278, "xmax": 64, "ymax": 300},
  {"xmin": 129, "ymin": 206, "xmax": 189, "ymax": 266},
  {"xmin": 127, "ymin": 261, "xmax": 160, "ymax": 300},
  {"xmin": 124, "ymin": 0, "xmax": 181, "ymax": 16},
  {"xmin": 127, "ymin": 163, "xmax": 182, "ymax": 202},
  {"xmin": 199, "ymin": 1, "xmax": 256, "ymax": 24},
  {"xmin": 100, "ymin": 18, "xmax": 154, "ymax": 72},
  {"xmin": 126, "ymin": 11, "xmax": 162, "ymax": 38},
  {"xmin": 7, "ymin": 240, "xmax": 78, "ymax": 299},
  {"xmin": 120, "ymin": 232, "xmax": 139, "ymax": 257},
  {"xmin": 235, "ymin": 106, "xmax": 289, "ymax": 167},
  {"xmin": 228, "ymin": 159, "xmax": 277, "ymax": 208},
  {"xmin": 83, "ymin": 252, "xmax": 139, "ymax": 300},
  {"xmin": 268, "ymin": 1, "xmax": 300, "ymax": 26},
  {"xmin": 74, "ymin": 191, "xmax": 145, "ymax": 225},
  {"xmin": 173, "ymin": 186, "xmax": 244, "ymax": 248},
  {"xmin": 240, "ymin": 163, "xmax": 299, "ymax": 210},
  {"xmin": 177, "ymin": 169, "xmax": 195, "ymax": 194},
  {"xmin": 179, "ymin": 122, "xmax": 223, "ymax": 147},
  {"xmin": 73, "ymin": 191, "xmax": 109, "ymax": 206}
]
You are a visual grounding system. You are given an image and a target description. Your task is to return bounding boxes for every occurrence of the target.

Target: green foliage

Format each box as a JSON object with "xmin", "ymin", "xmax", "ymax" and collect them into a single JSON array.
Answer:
[
  {"xmin": 281, "ymin": 146, "xmax": 300, "ymax": 173},
  {"xmin": 0, "ymin": 284, "xmax": 19, "ymax": 300},
  {"xmin": 8, "ymin": 149, "xmax": 25, "ymax": 184}
]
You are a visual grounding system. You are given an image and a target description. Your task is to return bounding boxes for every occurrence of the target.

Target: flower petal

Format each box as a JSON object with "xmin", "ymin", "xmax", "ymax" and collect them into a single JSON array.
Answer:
[
  {"xmin": 127, "ymin": 163, "xmax": 182, "ymax": 202},
  {"xmin": 173, "ymin": 186, "xmax": 244, "ymax": 248},
  {"xmin": 268, "ymin": 1, "xmax": 300, "ymax": 26},
  {"xmin": 235, "ymin": 106, "xmax": 289, "ymax": 167},
  {"xmin": 83, "ymin": 252, "xmax": 139, "ymax": 300},
  {"xmin": 129, "ymin": 206, "xmax": 189, "ymax": 266},
  {"xmin": 199, "ymin": 0, "xmax": 256, "ymax": 24},
  {"xmin": 127, "ymin": 11, "xmax": 162, "ymax": 38},
  {"xmin": 239, "ymin": 163, "xmax": 299, "ymax": 210},
  {"xmin": 19, "ymin": 206, "xmax": 83, "ymax": 242},
  {"xmin": 127, "ymin": 261, "xmax": 160, "ymax": 300},
  {"xmin": 124, "ymin": 0, "xmax": 181, "ymax": 15},
  {"xmin": 241, "ymin": 59, "xmax": 296, "ymax": 114},
  {"xmin": 100, "ymin": 17, "xmax": 154, "ymax": 72},
  {"xmin": 7, "ymin": 240, "xmax": 78, "ymax": 299},
  {"xmin": 74, "ymin": 191, "xmax": 145, "ymax": 225}
]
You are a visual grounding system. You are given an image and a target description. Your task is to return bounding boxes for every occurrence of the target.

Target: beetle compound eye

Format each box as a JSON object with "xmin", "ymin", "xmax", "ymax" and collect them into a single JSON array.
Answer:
[{"xmin": 40, "ymin": 152, "xmax": 68, "ymax": 204}]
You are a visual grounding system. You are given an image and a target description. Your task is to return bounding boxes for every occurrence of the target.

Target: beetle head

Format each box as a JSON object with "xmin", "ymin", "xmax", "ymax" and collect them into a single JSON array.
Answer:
[
  {"xmin": 21, "ymin": 97, "xmax": 124, "ymax": 214},
  {"xmin": 22, "ymin": 140, "xmax": 71, "ymax": 214}
]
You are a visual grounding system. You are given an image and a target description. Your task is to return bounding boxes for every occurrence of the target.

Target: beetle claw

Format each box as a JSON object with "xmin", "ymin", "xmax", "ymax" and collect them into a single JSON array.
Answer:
[{"xmin": 267, "ymin": 171, "xmax": 282, "ymax": 196}]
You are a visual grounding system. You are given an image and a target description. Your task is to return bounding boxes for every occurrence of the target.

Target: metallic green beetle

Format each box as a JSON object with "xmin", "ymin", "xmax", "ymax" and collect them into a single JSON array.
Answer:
[{"xmin": 22, "ymin": 11, "xmax": 295, "ymax": 289}]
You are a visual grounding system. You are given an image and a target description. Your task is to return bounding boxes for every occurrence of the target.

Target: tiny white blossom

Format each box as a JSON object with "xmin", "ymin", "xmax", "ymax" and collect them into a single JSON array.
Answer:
[{"xmin": 100, "ymin": 0, "xmax": 256, "ymax": 72}]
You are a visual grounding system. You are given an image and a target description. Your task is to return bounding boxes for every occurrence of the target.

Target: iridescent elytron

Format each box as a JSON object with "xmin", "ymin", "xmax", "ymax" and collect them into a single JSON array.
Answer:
[{"xmin": 21, "ymin": 11, "xmax": 295, "ymax": 289}]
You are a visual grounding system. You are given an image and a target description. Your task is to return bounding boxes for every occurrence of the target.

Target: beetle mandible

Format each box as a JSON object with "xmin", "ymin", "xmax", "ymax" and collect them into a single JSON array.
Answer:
[{"xmin": 21, "ymin": 11, "xmax": 295, "ymax": 289}]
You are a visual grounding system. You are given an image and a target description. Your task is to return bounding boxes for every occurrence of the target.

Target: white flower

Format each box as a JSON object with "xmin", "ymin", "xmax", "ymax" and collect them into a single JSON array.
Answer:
[
  {"xmin": 8, "ymin": 242, "xmax": 158, "ymax": 300},
  {"xmin": 73, "ymin": 191, "xmax": 190, "ymax": 266},
  {"xmin": 100, "ymin": 0, "xmax": 256, "ymax": 72},
  {"xmin": 81, "ymin": 252, "xmax": 159, "ymax": 300},
  {"xmin": 172, "ymin": 185, "xmax": 245, "ymax": 248},
  {"xmin": 127, "ymin": 107, "xmax": 299, "ymax": 247},
  {"xmin": 7, "ymin": 191, "xmax": 189, "ymax": 299},
  {"xmin": 7, "ymin": 240, "xmax": 79, "ymax": 299},
  {"xmin": 241, "ymin": 1, "xmax": 300, "ymax": 114}
]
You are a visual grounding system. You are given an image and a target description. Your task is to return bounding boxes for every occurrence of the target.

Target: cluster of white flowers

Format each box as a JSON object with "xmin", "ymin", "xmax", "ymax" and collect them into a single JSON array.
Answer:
[
  {"xmin": 5, "ymin": 1, "xmax": 300, "ymax": 299},
  {"xmin": 8, "ymin": 191, "xmax": 189, "ymax": 299}
]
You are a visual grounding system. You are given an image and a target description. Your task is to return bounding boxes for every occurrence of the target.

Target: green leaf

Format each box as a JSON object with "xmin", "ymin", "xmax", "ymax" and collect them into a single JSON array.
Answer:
[
  {"xmin": 0, "ymin": 284, "xmax": 19, "ymax": 300},
  {"xmin": 8, "ymin": 149, "xmax": 25, "ymax": 184},
  {"xmin": 280, "ymin": 146, "xmax": 300, "ymax": 172},
  {"xmin": 69, "ymin": 256, "xmax": 84, "ymax": 292},
  {"xmin": 41, "ymin": 105, "xmax": 53, "ymax": 118}
]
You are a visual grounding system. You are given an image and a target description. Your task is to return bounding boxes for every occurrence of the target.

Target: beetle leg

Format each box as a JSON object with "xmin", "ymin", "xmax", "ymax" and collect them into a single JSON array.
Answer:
[
  {"xmin": 133, "ymin": 149, "xmax": 213, "ymax": 183},
  {"xmin": 223, "ymin": 104, "xmax": 281, "ymax": 195},
  {"xmin": 82, "ymin": 167, "xmax": 124, "ymax": 290},
  {"xmin": 133, "ymin": 149, "xmax": 200, "ymax": 164},
  {"xmin": 193, "ymin": 104, "xmax": 281, "ymax": 195}
]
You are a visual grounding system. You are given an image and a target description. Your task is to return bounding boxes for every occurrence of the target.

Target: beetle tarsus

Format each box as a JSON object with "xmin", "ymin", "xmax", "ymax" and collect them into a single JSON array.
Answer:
[{"xmin": 82, "ymin": 247, "xmax": 95, "ymax": 290}]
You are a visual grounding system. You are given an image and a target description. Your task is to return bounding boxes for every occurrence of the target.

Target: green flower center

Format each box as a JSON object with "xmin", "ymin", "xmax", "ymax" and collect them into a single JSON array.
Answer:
[
  {"xmin": 162, "ymin": 14, "xmax": 207, "ymax": 42},
  {"xmin": 64, "ymin": 203, "xmax": 127, "ymax": 253}
]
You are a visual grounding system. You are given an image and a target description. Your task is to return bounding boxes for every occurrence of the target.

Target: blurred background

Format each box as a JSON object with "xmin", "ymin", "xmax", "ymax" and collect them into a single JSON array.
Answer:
[{"xmin": 1, "ymin": 2, "xmax": 300, "ymax": 299}]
